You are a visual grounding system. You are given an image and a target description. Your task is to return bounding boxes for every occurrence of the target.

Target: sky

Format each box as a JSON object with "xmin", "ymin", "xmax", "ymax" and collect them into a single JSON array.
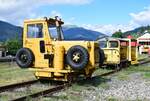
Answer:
[{"xmin": 0, "ymin": 0, "xmax": 150, "ymax": 35}]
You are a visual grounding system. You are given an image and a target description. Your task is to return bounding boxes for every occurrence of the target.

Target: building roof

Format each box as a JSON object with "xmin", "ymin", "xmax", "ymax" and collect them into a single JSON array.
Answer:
[{"xmin": 138, "ymin": 33, "xmax": 150, "ymax": 40}]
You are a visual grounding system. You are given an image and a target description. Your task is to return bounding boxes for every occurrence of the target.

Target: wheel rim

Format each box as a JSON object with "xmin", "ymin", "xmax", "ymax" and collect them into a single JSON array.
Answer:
[
  {"xmin": 19, "ymin": 52, "xmax": 28, "ymax": 64},
  {"xmin": 72, "ymin": 51, "xmax": 83, "ymax": 63},
  {"xmin": 66, "ymin": 46, "xmax": 89, "ymax": 70}
]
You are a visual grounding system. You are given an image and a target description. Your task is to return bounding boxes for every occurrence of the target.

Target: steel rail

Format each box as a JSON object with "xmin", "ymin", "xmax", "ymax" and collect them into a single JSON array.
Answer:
[
  {"xmin": 94, "ymin": 57, "xmax": 150, "ymax": 79},
  {"xmin": 11, "ymin": 83, "xmax": 71, "ymax": 101},
  {"xmin": 138, "ymin": 59, "xmax": 150, "ymax": 65},
  {"xmin": 0, "ymin": 80, "xmax": 38, "ymax": 93}
]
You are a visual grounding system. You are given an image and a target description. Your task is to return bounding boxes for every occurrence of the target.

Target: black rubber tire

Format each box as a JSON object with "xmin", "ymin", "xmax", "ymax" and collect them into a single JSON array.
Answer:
[
  {"xmin": 16, "ymin": 48, "xmax": 34, "ymax": 68},
  {"xmin": 66, "ymin": 45, "xmax": 89, "ymax": 70},
  {"xmin": 99, "ymin": 48, "xmax": 105, "ymax": 66}
]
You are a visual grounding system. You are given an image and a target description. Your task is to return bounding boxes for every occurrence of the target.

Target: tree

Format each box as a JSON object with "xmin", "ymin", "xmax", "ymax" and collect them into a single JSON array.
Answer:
[
  {"xmin": 147, "ymin": 25, "xmax": 150, "ymax": 33},
  {"xmin": 112, "ymin": 29, "xmax": 123, "ymax": 38},
  {"xmin": 5, "ymin": 37, "xmax": 22, "ymax": 56}
]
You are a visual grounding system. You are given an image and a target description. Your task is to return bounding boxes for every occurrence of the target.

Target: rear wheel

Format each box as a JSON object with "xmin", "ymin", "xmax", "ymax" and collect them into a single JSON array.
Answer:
[
  {"xmin": 16, "ymin": 48, "xmax": 34, "ymax": 68},
  {"xmin": 99, "ymin": 49, "xmax": 105, "ymax": 67}
]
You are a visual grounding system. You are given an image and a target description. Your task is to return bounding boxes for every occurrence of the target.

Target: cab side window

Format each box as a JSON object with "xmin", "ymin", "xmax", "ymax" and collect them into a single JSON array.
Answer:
[
  {"xmin": 27, "ymin": 24, "xmax": 43, "ymax": 38},
  {"xmin": 109, "ymin": 41, "xmax": 118, "ymax": 48}
]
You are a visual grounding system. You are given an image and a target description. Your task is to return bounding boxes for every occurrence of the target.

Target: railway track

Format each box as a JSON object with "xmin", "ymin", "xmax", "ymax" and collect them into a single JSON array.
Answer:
[
  {"xmin": 138, "ymin": 58, "xmax": 150, "ymax": 65},
  {"xmin": 0, "ymin": 72, "xmax": 118, "ymax": 101},
  {"xmin": 0, "ymin": 80, "xmax": 38, "ymax": 93},
  {"xmin": 91, "ymin": 68, "xmax": 120, "ymax": 81},
  {"xmin": 0, "ymin": 58, "xmax": 149, "ymax": 101},
  {"xmin": 0, "ymin": 79, "xmax": 70, "ymax": 101},
  {"xmin": 13, "ymin": 71, "xmax": 121, "ymax": 101},
  {"xmin": 93, "ymin": 57, "xmax": 150, "ymax": 79},
  {"xmin": 11, "ymin": 83, "xmax": 71, "ymax": 101},
  {"xmin": 7, "ymin": 62, "xmax": 147, "ymax": 100}
]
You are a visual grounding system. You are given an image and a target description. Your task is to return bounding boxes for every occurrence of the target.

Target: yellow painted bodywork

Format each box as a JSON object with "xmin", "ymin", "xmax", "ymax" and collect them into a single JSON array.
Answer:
[
  {"xmin": 23, "ymin": 18, "xmax": 100, "ymax": 81},
  {"xmin": 101, "ymin": 39, "xmax": 120, "ymax": 65},
  {"xmin": 103, "ymin": 48, "xmax": 120, "ymax": 64}
]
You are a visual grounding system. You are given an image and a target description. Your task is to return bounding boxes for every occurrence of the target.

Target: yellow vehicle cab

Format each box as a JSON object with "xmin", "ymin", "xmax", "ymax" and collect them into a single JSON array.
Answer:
[{"xmin": 15, "ymin": 17, "xmax": 104, "ymax": 81}]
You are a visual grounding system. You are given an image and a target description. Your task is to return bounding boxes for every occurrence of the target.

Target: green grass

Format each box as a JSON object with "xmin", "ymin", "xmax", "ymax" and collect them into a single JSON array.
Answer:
[
  {"xmin": 0, "ymin": 62, "xmax": 35, "ymax": 86},
  {"xmin": 115, "ymin": 72, "xmax": 130, "ymax": 80},
  {"xmin": 0, "ymin": 62, "xmax": 54, "ymax": 101},
  {"xmin": 94, "ymin": 67, "xmax": 113, "ymax": 76},
  {"xmin": 113, "ymin": 61, "xmax": 150, "ymax": 81},
  {"xmin": 99, "ymin": 82, "xmax": 110, "ymax": 89},
  {"xmin": 143, "ymin": 72, "xmax": 150, "ymax": 79},
  {"xmin": 138, "ymin": 54, "xmax": 148, "ymax": 60},
  {"xmin": 106, "ymin": 96, "xmax": 119, "ymax": 101}
]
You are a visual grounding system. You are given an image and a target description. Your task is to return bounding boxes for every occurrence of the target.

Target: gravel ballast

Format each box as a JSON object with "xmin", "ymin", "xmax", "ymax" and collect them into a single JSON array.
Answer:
[
  {"xmin": 95, "ymin": 73, "xmax": 150, "ymax": 101},
  {"xmin": 54, "ymin": 73, "xmax": 150, "ymax": 101}
]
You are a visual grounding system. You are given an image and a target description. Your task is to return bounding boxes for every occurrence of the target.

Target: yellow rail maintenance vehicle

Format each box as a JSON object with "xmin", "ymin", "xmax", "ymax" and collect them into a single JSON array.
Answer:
[
  {"xmin": 99, "ymin": 37, "xmax": 138, "ymax": 68},
  {"xmin": 16, "ymin": 17, "xmax": 104, "ymax": 81}
]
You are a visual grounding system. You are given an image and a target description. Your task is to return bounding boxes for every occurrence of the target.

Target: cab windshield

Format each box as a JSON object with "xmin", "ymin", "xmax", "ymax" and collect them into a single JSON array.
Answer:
[
  {"xmin": 99, "ymin": 41, "xmax": 107, "ymax": 48},
  {"xmin": 48, "ymin": 23, "xmax": 64, "ymax": 40}
]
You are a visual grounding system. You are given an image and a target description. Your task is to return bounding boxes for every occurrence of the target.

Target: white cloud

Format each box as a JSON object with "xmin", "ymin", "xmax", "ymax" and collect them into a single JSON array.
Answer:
[
  {"xmin": 39, "ymin": 0, "xmax": 92, "ymax": 5},
  {"xmin": 65, "ymin": 17, "xmax": 76, "ymax": 25},
  {"xmin": 130, "ymin": 6, "xmax": 150, "ymax": 26},
  {"xmin": 0, "ymin": 0, "xmax": 92, "ymax": 25},
  {"xmin": 82, "ymin": 6, "xmax": 150, "ymax": 36},
  {"xmin": 0, "ymin": 0, "xmax": 91, "ymax": 9},
  {"xmin": 82, "ymin": 24, "xmax": 135, "ymax": 36},
  {"xmin": 0, "ymin": 0, "xmax": 37, "ymax": 25},
  {"xmin": 50, "ymin": 10, "xmax": 62, "ymax": 18}
]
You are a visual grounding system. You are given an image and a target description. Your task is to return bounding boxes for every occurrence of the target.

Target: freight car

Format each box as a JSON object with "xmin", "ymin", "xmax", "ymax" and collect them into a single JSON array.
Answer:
[{"xmin": 15, "ymin": 17, "xmax": 104, "ymax": 81}]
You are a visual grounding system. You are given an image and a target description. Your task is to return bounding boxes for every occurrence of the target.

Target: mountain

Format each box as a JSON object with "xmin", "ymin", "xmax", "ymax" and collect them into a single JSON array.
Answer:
[
  {"xmin": 63, "ymin": 26, "xmax": 106, "ymax": 41},
  {"xmin": 0, "ymin": 21, "xmax": 22, "ymax": 41},
  {"xmin": 0, "ymin": 20, "xmax": 106, "ymax": 42},
  {"xmin": 123, "ymin": 25, "xmax": 150, "ymax": 38}
]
